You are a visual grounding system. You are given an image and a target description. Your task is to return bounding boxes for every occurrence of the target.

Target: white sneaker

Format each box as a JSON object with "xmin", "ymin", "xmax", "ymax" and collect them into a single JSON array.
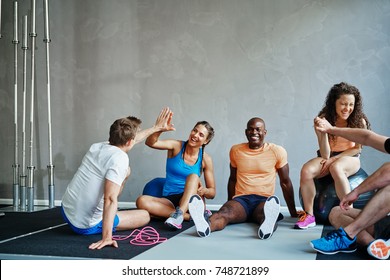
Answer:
[
  {"xmin": 188, "ymin": 194, "xmax": 210, "ymax": 237},
  {"xmin": 258, "ymin": 195, "xmax": 280, "ymax": 240},
  {"xmin": 367, "ymin": 239, "xmax": 390, "ymax": 260}
]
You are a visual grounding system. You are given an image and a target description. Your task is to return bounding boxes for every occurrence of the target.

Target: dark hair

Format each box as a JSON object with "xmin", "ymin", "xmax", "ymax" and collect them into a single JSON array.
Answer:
[
  {"xmin": 183, "ymin": 121, "xmax": 215, "ymax": 176},
  {"xmin": 195, "ymin": 121, "xmax": 215, "ymax": 145},
  {"xmin": 108, "ymin": 116, "xmax": 142, "ymax": 146},
  {"xmin": 318, "ymin": 82, "xmax": 371, "ymax": 131},
  {"xmin": 247, "ymin": 117, "xmax": 266, "ymax": 129}
]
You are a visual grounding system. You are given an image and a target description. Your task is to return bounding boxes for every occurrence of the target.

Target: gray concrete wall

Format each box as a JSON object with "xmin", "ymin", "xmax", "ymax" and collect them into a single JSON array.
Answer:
[{"xmin": 0, "ymin": 0, "xmax": 389, "ymax": 208}]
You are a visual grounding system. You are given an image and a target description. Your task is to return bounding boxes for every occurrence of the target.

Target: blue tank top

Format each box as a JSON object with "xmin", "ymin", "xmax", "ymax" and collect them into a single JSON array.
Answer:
[{"xmin": 163, "ymin": 141, "xmax": 203, "ymax": 196}]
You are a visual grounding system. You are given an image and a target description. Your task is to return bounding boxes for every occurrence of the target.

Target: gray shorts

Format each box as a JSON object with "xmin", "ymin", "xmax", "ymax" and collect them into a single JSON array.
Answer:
[{"xmin": 374, "ymin": 214, "xmax": 390, "ymax": 239}]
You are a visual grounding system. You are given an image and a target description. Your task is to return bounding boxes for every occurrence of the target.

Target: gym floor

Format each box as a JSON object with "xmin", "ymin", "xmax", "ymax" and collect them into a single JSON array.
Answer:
[
  {"xmin": 0, "ymin": 206, "xmax": 376, "ymax": 260},
  {"xmin": 2, "ymin": 205, "xmax": 389, "ymax": 280},
  {"xmin": 134, "ymin": 210, "xmax": 323, "ymax": 260}
]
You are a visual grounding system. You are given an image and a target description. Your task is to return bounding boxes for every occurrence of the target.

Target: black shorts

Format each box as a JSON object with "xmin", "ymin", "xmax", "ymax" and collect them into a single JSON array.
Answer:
[
  {"xmin": 163, "ymin": 193, "xmax": 183, "ymax": 207},
  {"xmin": 316, "ymin": 150, "xmax": 360, "ymax": 158},
  {"xmin": 374, "ymin": 214, "xmax": 390, "ymax": 239},
  {"xmin": 233, "ymin": 194, "xmax": 268, "ymax": 218}
]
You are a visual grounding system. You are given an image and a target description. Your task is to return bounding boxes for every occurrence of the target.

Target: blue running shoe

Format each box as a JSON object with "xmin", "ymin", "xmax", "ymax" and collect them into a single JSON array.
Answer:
[{"xmin": 310, "ymin": 227, "xmax": 357, "ymax": 254}]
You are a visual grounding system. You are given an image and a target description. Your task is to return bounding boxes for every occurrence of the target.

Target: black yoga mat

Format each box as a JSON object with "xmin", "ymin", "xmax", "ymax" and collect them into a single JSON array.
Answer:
[{"xmin": 0, "ymin": 207, "xmax": 194, "ymax": 260}]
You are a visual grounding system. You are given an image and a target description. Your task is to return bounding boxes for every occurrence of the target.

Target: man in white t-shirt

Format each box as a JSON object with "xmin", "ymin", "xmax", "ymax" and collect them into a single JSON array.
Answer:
[{"xmin": 61, "ymin": 107, "xmax": 175, "ymax": 250}]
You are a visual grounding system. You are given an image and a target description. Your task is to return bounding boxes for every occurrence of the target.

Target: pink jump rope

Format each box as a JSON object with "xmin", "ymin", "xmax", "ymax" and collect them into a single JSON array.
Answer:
[{"xmin": 112, "ymin": 226, "xmax": 167, "ymax": 246}]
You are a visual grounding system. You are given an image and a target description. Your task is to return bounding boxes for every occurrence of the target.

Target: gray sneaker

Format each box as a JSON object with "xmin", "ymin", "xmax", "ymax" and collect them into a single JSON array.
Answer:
[{"xmin": 165, "ymin": 206, "xmax": 184, "ymax": 230}]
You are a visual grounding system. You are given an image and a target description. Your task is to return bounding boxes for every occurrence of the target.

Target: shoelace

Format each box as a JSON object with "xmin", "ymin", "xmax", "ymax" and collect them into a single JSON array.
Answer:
[
  {"xmin": 325, "ymin": 229, "xmax": 353, "ymax": 247},
  {"xmin": 170, "ymin": 211, "xmax": 180, "ymax": 218},
  {"xmin": 169, "ymin": 207, "xmax": 182, "ymax": 219},
  {"xmin": 325, "ymin": 230, "xmax": 341, "ymax": 241},
  {"xmin": 297, "ymin": 210, "xmax": 307, "ymax": 222},
  {"xmin": 112, "ymin": 226, "xmax": 167, "ymax": 246}
]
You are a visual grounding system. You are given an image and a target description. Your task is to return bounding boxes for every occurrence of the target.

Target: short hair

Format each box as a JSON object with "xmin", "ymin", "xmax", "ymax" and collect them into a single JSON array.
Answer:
[
  {"xmin": 108, "ymin": 116, "xmax": 142, "ymax": 146},
  {"xmin": 247, "ymin": 117, "xmax": 266, "ymax": 129}
]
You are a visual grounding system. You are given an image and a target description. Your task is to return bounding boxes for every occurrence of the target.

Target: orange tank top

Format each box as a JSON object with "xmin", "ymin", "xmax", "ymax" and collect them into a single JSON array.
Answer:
[{"xmin": 329, "ymin": 136, "xmax": 356, "ymax": 152}]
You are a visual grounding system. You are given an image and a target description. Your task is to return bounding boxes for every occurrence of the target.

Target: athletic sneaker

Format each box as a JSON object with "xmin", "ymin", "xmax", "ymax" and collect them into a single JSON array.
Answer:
[
  {"xmin": 204, "ymin": 209, "xmax": 213, "ymax": 220},
  {"xmin": 258, "ymin": 195, "xmax": 280, "ymax": 240},
  {"xmin": 165, "ymin": 206, "xmax": 183, "ymax": 230},
  {"xmin": 310, "ymin": 227, "xmax": 357, "ymax": 254},
  {"xmin": 188, "ymin": 194, "xmax": 210, "ymax": 237},
  {"xmin": 367, "ymin": 239, "xmax": 390, "ymax": 260},
  {"xmin": 294, "ymin": 212, "xmax": 316, "ymax": 229},
  {"xmin": 190, "ymin": 209, "xmax": 212, "ymax": 222}
]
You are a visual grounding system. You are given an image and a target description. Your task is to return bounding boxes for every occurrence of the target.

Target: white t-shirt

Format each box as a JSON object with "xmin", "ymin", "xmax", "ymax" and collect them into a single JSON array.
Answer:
[{"xmin": 61, "ymin": 142, "xmax": 129, "ymax": 228}]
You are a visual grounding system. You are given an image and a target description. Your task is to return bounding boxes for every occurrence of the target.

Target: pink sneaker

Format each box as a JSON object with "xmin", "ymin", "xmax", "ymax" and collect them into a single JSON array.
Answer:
[{"xmin": 294, "ymin": 212, "xmax": 316, "ymax": 229}]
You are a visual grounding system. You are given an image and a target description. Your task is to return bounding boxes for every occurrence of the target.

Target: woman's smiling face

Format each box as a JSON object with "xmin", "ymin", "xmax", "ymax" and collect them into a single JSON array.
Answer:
[{"xmin": 335, "ymin": 94, "xmax": 355, "ymax": 121}]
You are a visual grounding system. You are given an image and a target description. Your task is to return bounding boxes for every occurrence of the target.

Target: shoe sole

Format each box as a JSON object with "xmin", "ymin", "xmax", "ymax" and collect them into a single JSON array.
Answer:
[
  {"xmin": 188, "ymin": 195, "xmax": 210, "ymax": 237},
  {"xmin": 258, "ymin": 196, "xmax": 280, "ymax": 240},
  {"xmin": 367, "ymin": 239, "xmax": 390, "ymax": 260},
  {"xmin": 164, "ymin": 221, "xmax": 182, "ymax": 230},
  {"xmin": 294, "ymin": 222, "xmax": 316, "ymax": 230},
  {"xmin": 310, "ymin": 242, "xmax": 357, "ymax": 255}
]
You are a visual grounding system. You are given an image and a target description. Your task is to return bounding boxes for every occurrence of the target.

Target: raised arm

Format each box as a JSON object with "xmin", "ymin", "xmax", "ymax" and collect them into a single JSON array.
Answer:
[
  {"xmin": 314, "ymin": 117, "xmax": 388, "ymax": 153},
  {"xmin": 315, "ymin": 123, "xmax": 331, "ymax": 159},
  {"xmin": 134, "ymin": 107, "xmax": 175, "ymax": 145}
]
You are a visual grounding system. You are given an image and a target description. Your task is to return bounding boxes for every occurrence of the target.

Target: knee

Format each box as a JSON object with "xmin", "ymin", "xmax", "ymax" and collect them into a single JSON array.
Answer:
[
  {"xmin": 328, "ymin": 206, "xmax": 341, "ymax": 226},
  {"xmin": 136, "ymin": 195, "xmax": 148, "ymax": 209},
  {"xmin": 185, "ymin": 173, "xmax": 200, "ymax": 187},
  {"xmin": 328, "ymin": 161, "xmax": 342, "ymax": 176},
  {"xmin": 209, "ymin": 212, "xmax": 227, "ymax": 230},
  {"xmin": 328, "ymin": 162, "xmax": 350, "ymax": 180},
  {"xmin": 300, "ymin": 165, "xmax": 314, "ymax": 183}
]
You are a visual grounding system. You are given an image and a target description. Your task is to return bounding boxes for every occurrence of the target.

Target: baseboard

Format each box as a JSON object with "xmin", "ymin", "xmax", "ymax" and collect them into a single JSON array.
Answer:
[{"xmin": 0, "ymin": 198, "xmax": 291, "ymax": 213}]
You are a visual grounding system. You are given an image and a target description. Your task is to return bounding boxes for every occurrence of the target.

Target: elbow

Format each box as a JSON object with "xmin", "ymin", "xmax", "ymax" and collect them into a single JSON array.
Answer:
[
  {"xmin": 280, "ymin": 181, "xmax": 293, "ymax": 192},
  {"xmin": 104, "ymin": 195, "xmax": 117, "ymax": 207},
  {"xmin": 145, "ymin": 139, "xmax": 153, "ymax": 147},
  {"xmin": 208, "ymin": 192, "xmax": 216, "ymax": 200}
]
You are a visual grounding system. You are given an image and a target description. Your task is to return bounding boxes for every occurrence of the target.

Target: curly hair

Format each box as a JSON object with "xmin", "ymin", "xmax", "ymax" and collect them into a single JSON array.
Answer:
[{"xmin": 318, "ymin": 82, "xmax": 371, "ymax": 131}]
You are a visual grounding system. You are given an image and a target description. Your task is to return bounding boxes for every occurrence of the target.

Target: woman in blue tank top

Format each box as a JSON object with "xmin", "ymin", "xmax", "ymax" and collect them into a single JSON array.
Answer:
[{"xmin": 136, "ymin": 120, "xmax": 216, "ymax": 230}]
